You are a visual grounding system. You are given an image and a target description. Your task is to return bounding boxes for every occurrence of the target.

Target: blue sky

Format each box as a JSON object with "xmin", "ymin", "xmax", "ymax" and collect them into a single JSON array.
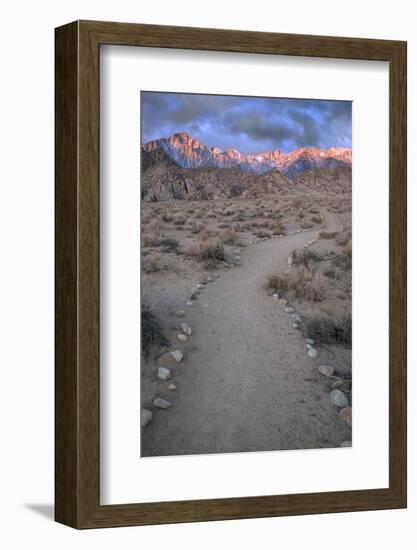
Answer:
[{"xmin": 141, "ymin": 91, "xmax": 352, "ymax": 155}]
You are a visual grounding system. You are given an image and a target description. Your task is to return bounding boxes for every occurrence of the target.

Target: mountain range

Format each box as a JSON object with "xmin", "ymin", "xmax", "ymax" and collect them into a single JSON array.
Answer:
[
  {"xmin": 141, "ymin": 135, "xmax": 351, "ymax": 202},
  {"xmin": 141, "ymin": 132, "xmax": 352, "ymax": 178}
]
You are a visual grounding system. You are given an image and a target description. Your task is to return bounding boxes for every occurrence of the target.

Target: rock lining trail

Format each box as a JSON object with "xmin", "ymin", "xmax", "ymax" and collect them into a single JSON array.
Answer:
[{"xmin": 141, "ymin": 211, "xmax": 351, "ymax": 457}]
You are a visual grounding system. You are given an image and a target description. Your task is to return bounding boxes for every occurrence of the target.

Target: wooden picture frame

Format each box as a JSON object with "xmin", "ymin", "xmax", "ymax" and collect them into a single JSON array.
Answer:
[{"xmin": 55, "ymin": 20, "xmax": 407, "ymax": 528}]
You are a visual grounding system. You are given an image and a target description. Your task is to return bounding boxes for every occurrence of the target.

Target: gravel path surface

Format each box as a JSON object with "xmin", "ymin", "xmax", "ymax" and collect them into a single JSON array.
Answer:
[{"xmin": 142, "ymin": 211, "xmax": 350, "ymax": 456}]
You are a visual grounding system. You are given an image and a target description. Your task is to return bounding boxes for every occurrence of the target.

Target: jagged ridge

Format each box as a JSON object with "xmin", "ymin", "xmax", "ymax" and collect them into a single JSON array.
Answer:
[{"xmin": 142, "ymin": 132, "xmax": 352, "ymax": 178}]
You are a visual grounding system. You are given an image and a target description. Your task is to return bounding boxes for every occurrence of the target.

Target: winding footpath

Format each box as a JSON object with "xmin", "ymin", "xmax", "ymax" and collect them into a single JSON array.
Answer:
[{"xmin": 142, "ymin": 211, "xmax": 351, "ymax": 456}]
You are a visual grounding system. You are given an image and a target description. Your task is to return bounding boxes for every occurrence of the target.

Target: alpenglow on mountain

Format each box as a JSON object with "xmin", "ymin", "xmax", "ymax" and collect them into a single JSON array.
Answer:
[{"xmin": 141, "ymin": 132, "xmax": 352, "ymax": 178}]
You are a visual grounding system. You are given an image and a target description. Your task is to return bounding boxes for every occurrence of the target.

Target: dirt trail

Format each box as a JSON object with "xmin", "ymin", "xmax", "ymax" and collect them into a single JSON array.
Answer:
[{"xmin": 142, "ymin": 211, "xmax": 350, "ymax": 456}]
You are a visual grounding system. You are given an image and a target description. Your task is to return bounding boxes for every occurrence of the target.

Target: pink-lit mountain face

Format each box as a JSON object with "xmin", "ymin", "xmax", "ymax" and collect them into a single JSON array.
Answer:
[{"xmin": 141, "ymin": 132, "xmax": 352, "ymax": 178}]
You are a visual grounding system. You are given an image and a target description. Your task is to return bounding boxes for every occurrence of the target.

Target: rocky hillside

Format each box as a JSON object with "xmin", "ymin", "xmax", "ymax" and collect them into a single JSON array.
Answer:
[
  {"xmin": 292, "ymin": 166, "xmax": 352, "ymax": 194},
  {"xmin": 142, "ymin": 132, "xmax": 352, "ymax": 178},
  {"xmin": 141, "ymin": 147, "xmax": 292, "ymax": 202}
]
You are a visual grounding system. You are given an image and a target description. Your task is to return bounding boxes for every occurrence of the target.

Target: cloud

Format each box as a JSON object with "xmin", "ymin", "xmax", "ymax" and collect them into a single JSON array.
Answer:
[{"xmin": 141, "ymin": 91, "xmax": 351, "ymax": 153}]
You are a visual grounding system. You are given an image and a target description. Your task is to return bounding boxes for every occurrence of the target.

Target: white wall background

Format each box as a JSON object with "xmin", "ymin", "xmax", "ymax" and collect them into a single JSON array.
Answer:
[{"xmin": 0, "ymin": 0, "xmax": 414, "ymax": 547}]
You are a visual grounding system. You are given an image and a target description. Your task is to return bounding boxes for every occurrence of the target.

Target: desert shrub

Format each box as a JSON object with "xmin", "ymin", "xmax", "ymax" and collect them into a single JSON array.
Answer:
[
  {"xmin": 218, "ymin": 222, "xmax": 231, "ymax": 229},
  {"xmin": 142, "ymin": 221, "xmax": 163, "ymax": 247},
  {"xmin": 255, "ymin": 229, "xmax": 272, "ymax": 238},
  {"xmin": 309, "ymin": 207, "xmax": 320, "ymax": 214},
  {"xmin": 304, "ymin": 314, "xmax": 352, "ymax": 345},
  {"xmin": 332, "ymin": 252, "xmax": 352, "ymax": 270},
  {"xmin": 271, "ymin": 211, "xmax": 284, "ymax": 221},
  {"xmin": 161, "ymin": 211, "xmax": 174, "ymax": 223},
  {"xmin": 219, "ymin": 227, "xmax": 239, "ymax": 244},
  {"xmin": 142, "ymin": 307, "xmax": 168, "ymax": 356},
  {"xmin": 319, "ymin": 231, "xmax": 338, "ymax": 239},
  {"xmin": 199, "ymin": 230, "xmax": 210, "ymax": 242},
  {"xmin": 336, "ymin": 232, "xmax": 350, "ymax": 246},
  {"xmin": 324, "ymin": 268, "xmax": 337, "ymax": 279},
  {"xmin": 187, "ymin": 240, "xmax": 225, "ymax": 266},
  {"xmin": 300, "ymin": 221, "xmax": 314, "ymax": 230},
  {"xmin": 173, "ymin": 215, "xmax": 186, "ymax": 226},
  {"xmin": 292, "ymin": 248, "xmax": 323, "ymax": 267},
  {"xmin": 156, "ymin": 238, "xmax": 180, "ymax": 253},
  {"xmin": 265, "ymin": 273, "xmax": 288, "ymax": 292},
  {"xmin": 311, "ymin": 215, "xmax": 322, "ymax": 224},
  {"xmin": 232, "ymin": 212, "xmax": 245, "ymax": 222},
  {"xmin": 272, "ymin": 223, "xmax": 286, "ymax": 236},
  {"xmin": 142, "ymin": 257, "xmax": 162, "ymax": 274},
  {"xmin": 190, "ymin": 221, "xmax": 204, "ymax": 234},
  {"xmin": 287, "ymin": 266, "xmax": 325, "ymax": 302}
]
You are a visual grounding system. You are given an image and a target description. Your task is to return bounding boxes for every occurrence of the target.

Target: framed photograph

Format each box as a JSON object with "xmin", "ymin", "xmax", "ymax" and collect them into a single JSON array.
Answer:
[{"xmin": 55, "ymin": 20, "xmax": 406, "ymax": 528}]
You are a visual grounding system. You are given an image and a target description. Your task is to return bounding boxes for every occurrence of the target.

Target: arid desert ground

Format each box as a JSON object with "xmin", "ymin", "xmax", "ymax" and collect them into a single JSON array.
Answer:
[{"xmin": 141, "ymin": 172, "xmax": 352, "ymax": 456}]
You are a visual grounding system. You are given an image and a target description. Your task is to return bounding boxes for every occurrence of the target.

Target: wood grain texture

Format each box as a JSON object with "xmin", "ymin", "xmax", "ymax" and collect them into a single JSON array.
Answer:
[
  {"xmin": 55, "ymin": 21, "xmax": 79, "ymax": 527},
  {"xmin": 55, "ymin": 20, "xmax": 407, "ymax": 529}
]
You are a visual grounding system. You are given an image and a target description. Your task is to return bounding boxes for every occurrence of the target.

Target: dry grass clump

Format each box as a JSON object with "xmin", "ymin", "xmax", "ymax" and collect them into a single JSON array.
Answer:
[
  {"xmin": 291, "ymin": 248, "xmax": 323, "ymax": 267},
  {"xmin": 187, "ymin": 240, "xmax": 225, "ymax": 267},
  {"xmin": 190, "ymin": 221, "xmax": 204, "ymax": 234},
  {"xmin": 173, "ymin": 215, "xmax": 186, "ymax": 226},
  {"xmin": 218, "ymin": 227, "xmax": 239, "ymax": 245},
  {"xmin": 335, "ymin": 230, "xmax": 352, "ymax": 246},
  {"xmin": 142, "ymin": 307, "xmax": 168, "ymax": 356},
  {"xmin": 332, "ymin": 253, "xmax": 352, "ymax": 271},
  {"xmin": 199, "ymin": 230, "xmax": 210, "ymax": 242},
  {"xmin": 319, "ymin": 230, "xmax": 338, "ymax": 239},
  {"xmin": 232, "ymin": 212, "xmax": 245, "ymax": 222},
  {"xmin": 142, "ymin": 221, "xmax": 163, "ymax": 247},
  {"xmin": 255, "ymin": 229, "xmax": 272, "ymax": 238},
  {"xmin": 265, "ymin": 273, "xmax": 289, "ymax": 292},
  {"xmin": 271, "ymin": 223, "xmax": 286, "ymax": 236},
  {"xmin": 286, "ymin": 266, "xmax": 325, "ymax": 302},
  {"xmin": 160, "ymin": 211, "xmax": 174, "ymax": 223},
  {"xmin": 142, "ymin": 257, "xmax": 162, "ymax": 274},
  {"xmin": 293, "ymin": 198, "xmax": 304, "ymax": 208},
  {"xmin": 251, "ymin": 220, "xmax": 268, "ymax": 229},
  {"xmin": 304, "ymin": 314, "xmax": 352, "ymax": 345}
]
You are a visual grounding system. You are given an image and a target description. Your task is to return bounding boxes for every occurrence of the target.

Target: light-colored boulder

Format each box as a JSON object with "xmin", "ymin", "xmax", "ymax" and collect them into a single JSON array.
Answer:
[
  {"xmin": 330, "ymin": 389, "xmax": 349, "ymax": 408},
  {"xmin": 171, "ymin": 350, "xmax": 183, "ymax": 362},
  {"xmin": 141, "ymin": 408, "xmax": 153, "ymax": 427},
  {"xmin": 153, "ymin": 397, "xmax": 172, "ymax": 409},
  {"xmin": 318, "ymin": 365, "xmax": 335, "ymax": 377},
  {"xmin": 181, "ymin": 323, "xmax": 192, "ymax": 336},
  {"xmin": 157, "ymin": 367, "xmax": 171, "ymax": 380}
]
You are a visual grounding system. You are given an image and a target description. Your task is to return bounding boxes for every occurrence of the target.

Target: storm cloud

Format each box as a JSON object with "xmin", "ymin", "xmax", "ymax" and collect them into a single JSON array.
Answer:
[{"xmin": 141, "ymin": 91, "xmax": 352, "ymax": 154}]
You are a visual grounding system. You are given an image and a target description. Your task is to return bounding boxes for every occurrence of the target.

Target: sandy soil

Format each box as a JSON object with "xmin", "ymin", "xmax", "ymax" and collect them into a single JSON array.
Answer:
[{"xmin": 142, "ymin": 210, "xmax": 351, "ymax": 456}]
